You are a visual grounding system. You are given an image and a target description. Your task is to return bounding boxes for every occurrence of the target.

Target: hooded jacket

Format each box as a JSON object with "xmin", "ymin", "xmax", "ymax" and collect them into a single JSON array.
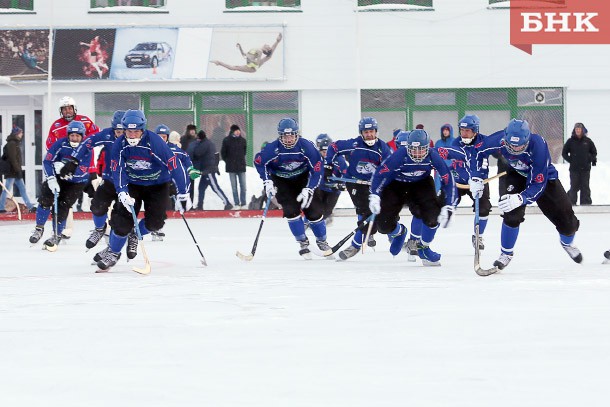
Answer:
[{"xmin": 562, "ymin": 124, "xmax": 597, "ymax": 171}]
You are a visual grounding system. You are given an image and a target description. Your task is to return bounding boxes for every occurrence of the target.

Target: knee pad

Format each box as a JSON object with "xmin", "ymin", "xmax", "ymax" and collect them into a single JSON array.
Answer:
[
  {"xmin": 501, "ymin": 212, "xmax": 524, "ymax": 228},
  {"xmin": 144, "ymin": 216, "xmax": 165, "ymax": 233}
]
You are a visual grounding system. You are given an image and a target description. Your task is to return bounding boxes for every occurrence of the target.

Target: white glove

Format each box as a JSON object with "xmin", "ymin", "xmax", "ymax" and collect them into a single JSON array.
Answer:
[
  {"xmin": 53, "ymin": 161, "xmax": 65, "ymax": 175},
  {"xmin": 174, "ymin": 193, "xmax": 193, "ymax": 213},
  {"xmin": 498, "ymin": 194, "xmax": 524, "ymax": 213},
  {"xmin": 47, "ymin": 176, "xmax": 60, "ymax": 194},
  {"xmin": 118, "ymin": 191, "xmax": 135, "ymax": 209},
  {"xmin": 296, "ymin": 187, "xmax": 314, "ymax": 209},
  {"xmin": 263, "ymin": 179, "xmax": 276, "ymax": 199},
  {"xmin": 468, "ymin": 177, "xmax": 484, "ymax": 199},
  {"xmin": 368, "ymin": 194, "xmax": 381, "ymax": 215},
  {"xmin": 438, "ymin": 205, "xmax": 455, "ymax": 228}
]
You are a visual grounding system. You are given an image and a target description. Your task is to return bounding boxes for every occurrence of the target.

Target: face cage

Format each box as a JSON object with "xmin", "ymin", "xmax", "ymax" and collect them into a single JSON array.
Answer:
[
  {"xmin": 60, "ymin": 106, "xmax": 76, "ymax": 121},
  {"xmin": 279, "ymin": 133, "xmax": 298, "ymax": 148},
  {"xmin": 505, "ymin": 141, "xmax": 528, "ymax": 155},
  {"xmin": 408, "ymin": 145, "xmax": 429, "ymax": 162}
]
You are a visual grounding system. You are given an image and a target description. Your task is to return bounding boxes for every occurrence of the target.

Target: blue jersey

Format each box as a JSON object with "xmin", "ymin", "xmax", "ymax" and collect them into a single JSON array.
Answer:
[
  {"xmin": 435, "ymin": 133, "xmax": 490, "ymax": 184},
  {"xmin": 168, "ymin": 142, "xmax": 192, "ymax": 188},
  {"xmin": 72, "ymin": 127, "xmax": 117, "ymax": 182},
  {"xmin": 370, "ymin": 146, "xmax": 458, "ymax": 207},
  {"xmin": 254, "ymin": 138, "xmax": 323, "ymax": 189},
  {"xmin": 471, "ymin": 132, "xmax": 558, "ymax": 205},
  {"xmin": 44, "ymin": 138, "xmax": 92, "ymax": 184},
  {"xmin": 325, "ymin": 136, "xmax": 392, "ymax": 181},
  {"xmin": 320, "ymin": 155, "xmax": 348, "ymax": 193},
  {"xmin": 110, "ymin": 130, "xmax": 189, "ymax": 194}
]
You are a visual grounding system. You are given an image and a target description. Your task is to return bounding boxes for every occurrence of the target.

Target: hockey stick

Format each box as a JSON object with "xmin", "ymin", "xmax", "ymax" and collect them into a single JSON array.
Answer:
[
  {"xmin": 328, "ymin": 176, "xmax": 371, "ymax": 186},
  {"xmin": 61, "ymin": 209, "xmax": 74, "ymax": 238},
  {"xmin": 0, "ymin": 179, "xmax": 22, "ymax": 220},
  {"xmin": 236, "ymin": 196, "xmax": 272, "ymax": 261},
  {"xmin": 129, "ymin": 206, "xmax": 151, "ymax": 275},
  {"xmin": 328, "ymin": 214, "xmax": 374, "ymax": 255},
  {"xmin": 456, "ymin": 171, "xmax": 507, "ymax": 190},
  {"xmin": 474, "ymin": 195, "xmax": 498, "ymax": 277},
  {"xmin": 180, "ymin": 212, "xmax": 208, "ymax": 266},
  {"xmin": 361, "ymin": 213, "xmax": 376, "ymax": 254},
  {"xmin": 46, "ymin": 190, "xmax": 59, "ymax": 252}
]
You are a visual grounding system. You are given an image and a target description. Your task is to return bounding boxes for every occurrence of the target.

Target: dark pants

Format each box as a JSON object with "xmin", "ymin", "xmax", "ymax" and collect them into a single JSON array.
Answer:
[
  {"xmin": 90, "ymin": 179, "xmax": 117, "ymax": 217},
  {"xmin": 568, "ymin": 169, "xmax": 591, "ymax": 205},
  {"xmin": 500, "ymin": 170, "xmax": 579, "ymax": 236},
  {"xmin": 109, "ymin": 182, "xmax": 170, "ymax": 237},
  {"xmin": 39, "ymin": 179, "xmax": 86, "ymax": 225},
  {"xmin": 376, "ymin": 176, "xmax": 441, "ymax": 234},
  {"xmin": 457, "ymin": 183, "xmax": 492, "ymax": 217},
  {"xmin": 315, "ymin": 189, "xmax": 341, "ymax": 220},
  {"xmin": 272, "ymin": 173, "xmax": 324, "ymax": 221},
  {"xmin": 346, "ymin": 183, "xmax": 378, "ymax": 234}
]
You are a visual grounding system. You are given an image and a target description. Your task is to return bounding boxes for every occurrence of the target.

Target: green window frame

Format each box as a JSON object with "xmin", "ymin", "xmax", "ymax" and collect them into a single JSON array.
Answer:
[
  {"xmin": 226, "ymin": 0, "xmax": 300, "ymax": 8},
  {"xmin": 0, "ymin": 0, "xmax": 33, "ymax": 10},
  {"xmin": 358, "ymin": 0, "xmax": 433, "ymax": 7},
  {"xmin": 90, "ymin": 0, "xmax": 166, "ymax": 8}
]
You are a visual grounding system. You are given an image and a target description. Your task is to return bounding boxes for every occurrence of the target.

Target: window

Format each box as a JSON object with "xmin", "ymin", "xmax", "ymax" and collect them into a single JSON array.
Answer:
[
  {"xmin": 358, "ymin": 0, "xmax": 433, "ymax": 8},
  {"xmin": 90, "ymin": 0, "xmax": 165, "ymax": 8},
  {"xmin": 0, "ymin": 0, "xmax": 33, "ymax": 10},
  {"xmin": 226, "ymin": 0, "xmax": 300, "ymax": 8}
]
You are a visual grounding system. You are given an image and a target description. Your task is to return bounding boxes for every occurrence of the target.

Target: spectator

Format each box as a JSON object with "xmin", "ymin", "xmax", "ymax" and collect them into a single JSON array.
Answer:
[
  {"xmin": 181, "ymin": 124, "xmax": 198, "ymax": 201},
  {"xmin": 0, "ymin": 127, "xmax": 35, "ymax": 213},
  {"xmin": 221, "ymin": 124, "xmax": 247, "ymax": 208},
  {"xmin": 434, "ymin": 123, "xmax": 455, "ymax": 192},
  {"xmin": 191, "ymin": 130, "xmax": 233, "ymax": 210},
  {"xmin": 562, "ymin": 122, "xmax": 597, "ymax": 205},
  {"xmin": 387, "ymin": 128, "xmax": 401, "ymax": 152}
]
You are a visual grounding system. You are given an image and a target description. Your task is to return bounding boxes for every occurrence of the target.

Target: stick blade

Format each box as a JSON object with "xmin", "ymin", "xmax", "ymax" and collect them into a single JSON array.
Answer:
[
  {"xmin": 475, "ymin": 266, "xmax": 499, "ymax": 277},
  {"xmin": 132, "ymin": 264, "xmax": 151, "ymax": 275},
  {"xmin": 236, "ymin": 251, "xmax": 254, "ymax": 261}
]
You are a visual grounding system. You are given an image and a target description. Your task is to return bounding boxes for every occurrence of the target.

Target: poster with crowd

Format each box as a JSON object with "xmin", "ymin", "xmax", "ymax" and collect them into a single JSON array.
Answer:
[{"xmin": 0, "ymin": 25, "xmax": 285, "ymax": 82}]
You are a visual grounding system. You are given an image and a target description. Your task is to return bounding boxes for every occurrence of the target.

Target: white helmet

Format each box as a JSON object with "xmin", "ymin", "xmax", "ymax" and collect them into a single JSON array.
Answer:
[{"xmin": 58, "ymin": 96, "xmax": 77, "ymax": 121}]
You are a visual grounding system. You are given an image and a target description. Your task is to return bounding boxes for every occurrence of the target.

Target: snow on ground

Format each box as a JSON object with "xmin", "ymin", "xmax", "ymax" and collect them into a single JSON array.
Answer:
[{"xmin": 2, "ymin": 211, "xmax": 610, "ymax": 406}]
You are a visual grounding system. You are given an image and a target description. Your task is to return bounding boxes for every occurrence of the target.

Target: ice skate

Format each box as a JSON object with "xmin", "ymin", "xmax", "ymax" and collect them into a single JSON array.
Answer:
[
  {"xmin": 97, "ymin": 249, "xmax": 121, "ymax": 271},
  {"xmin": 86, "ymin": 225, "xmax": 107, "ymax": 249},
  {"xmin": 472, "ymin": 234, "xmax": 484, "ymax": 250},
  {"xmin": 29, "ymin": 226, "xmax": 44, "ymax": 244},
  {"xmin": 493, "ymin": 252, "xmax": 513, "ymax": 270},
  {"xmin": 43, "ymin": 234, "xmax": 62, "ymax": 252},
  {"xmin": 367, "ymin": 235, "xmax": 376, "ymax": 249},
  {"xmin": 93, "ymin": 246, "xmax": 109, "ymax": 264},
  {"xmin": 316, "ymin": 239, "xmax": 335, "ymax": 260},
  {"xmin": 561, "ymin": 242, "xmax": 583, "ymax": 264},
  {"xmin": 338, "ymin": 245, "xmax": 359, "ymax": 261},
  {"xmin": 126, "ymin": 232, "xmax": 139, "ymax": 260},
  {"xmin": 404, "ymin": 238, "xmax": 418, "ymax": 262},
  {"xmin": 151, "ymin": 229, "xmax": 165, "ymax": 241},
  {"xmin": 604, "ymin": 250, "xmax": 610, "ymax": 264},
  {"xmin": 417, "ymin": 244, "xmax": 441, "ymax": 266},
  {"xmin": 298, "ymin": 239, "xmax": 311, "ymax": 260}
]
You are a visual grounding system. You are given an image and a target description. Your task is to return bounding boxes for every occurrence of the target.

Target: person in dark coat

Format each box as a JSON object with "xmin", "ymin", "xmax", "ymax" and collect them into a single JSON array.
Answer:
[
  {"xmin": 0, "ymin": 127, "xmax": 35, "ymax": 212},
  {"xmin": 181, "ymin": 124, "xmax": 198, "ymax": 201},
  {"xmin": 220, "ymin": 124, "xmax": 247, "ymax": 207},
  {"xmin": 562, "ymin": 122, "xmax": 597, "ymax": 205},
  {"xmin": 190, "ymin": 130, "xmax": 233, "ymax": 210}
]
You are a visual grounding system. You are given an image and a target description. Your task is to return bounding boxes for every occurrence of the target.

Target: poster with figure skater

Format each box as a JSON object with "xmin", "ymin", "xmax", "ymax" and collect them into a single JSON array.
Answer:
[
  {"xmin": 0, "ymin": 29, "xmax": 49, "ymax": 80},
  {"xmin": 207, "ymin": 27, "xmax": 285, "ymax": 80},
  {"xmin": 52, "ymin": 29, "xmax": 116, "ymax": 80}
]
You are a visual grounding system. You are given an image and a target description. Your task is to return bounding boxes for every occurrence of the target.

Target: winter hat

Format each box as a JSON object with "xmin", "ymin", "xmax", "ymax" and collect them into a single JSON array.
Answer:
[
  {"xmin": 186, "ymin": 124, "xmax": 197, "ymax": 132},
  {"xmin": 416, "ymin": 124, "xmax": 425, "ymax": 130},
  {"xmin": 573, "ymin": 122, "xmax": 588, "ymax": 135},
  {"xmin": 197, "ymin": 130, "xmax": 207, "ymax": 140},
  {"xmin": 10, "ymin": 126, "xmax": 22, "ymax": 136},
  {"xmin": 230, "ymin": 124, "xmax": 240, "ymax": 133},
  {"xmin": 169, "ymin": 131, "xmax": 181, "ymax": 148}
]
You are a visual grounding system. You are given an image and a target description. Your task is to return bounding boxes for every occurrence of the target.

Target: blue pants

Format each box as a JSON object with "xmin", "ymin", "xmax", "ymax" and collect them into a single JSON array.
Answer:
[
  {"xmin": 228, "ymin": 172, "xmax": 247, "ymax": 206},
  {"xmin": 0, "ymin": 177, "xmax": 34, "ymax": 210},
  {"xmin": 197, "ymin": 173, "xmax": 230, "ymax": 208}
]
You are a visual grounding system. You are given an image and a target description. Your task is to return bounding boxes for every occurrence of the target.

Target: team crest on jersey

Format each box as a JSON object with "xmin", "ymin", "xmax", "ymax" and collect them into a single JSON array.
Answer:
[
  {"xmin": 356, "ymin": 161, "xmax": 376, "ymax": 174},
  {"xmin": 314, "ymin": 161, "xmax": 322, "ymax": 172},
  {"xmin": 534, "ymin": 173, "xmax": 544, "ymax": 183},
  {"xmin": 54, "ymin": 123, "xmax": 60, "ymax": 127},
  {"xmin": 379, "ymin": 164, "xmax": 390, "ymax": 174},
  {"xmin": 437, "ymin": 148, "xmax": 448, "ymax": 160},
  {"xmin": 401, "ymin": 170, "xmax": 427, "ymax": 177},
  {"xmin": 254, "ymin": 155, "xmax": 262, "ymax": 165},
  {"xmin": 127, "ymin": 159, "xmax": 152, "ymax": 170},
  {"xmin": 509, "ymin": 159, "xmax": 529, "ymax": 171},
  {"xmin": 475, "ymin": 142, "xmax": 483, "ymax": 148},
  {"xmin": 280, "ymin": 161, "xmax": 302, "ymax": 171}
]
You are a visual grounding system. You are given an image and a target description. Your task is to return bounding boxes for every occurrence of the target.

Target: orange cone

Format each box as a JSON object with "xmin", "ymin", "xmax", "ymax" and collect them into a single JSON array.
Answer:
[{"xmin": 152, "ymin": 66, "xmax": 157, "ymax": 75}]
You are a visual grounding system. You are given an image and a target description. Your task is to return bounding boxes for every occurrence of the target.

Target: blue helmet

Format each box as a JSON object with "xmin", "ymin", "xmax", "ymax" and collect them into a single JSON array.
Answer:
[
  {"xmin": 394, "ymin": 130, "xmax": 411, "ymax": 148},
  {"xmin": 121, "ymin": 109, "xmax": 147, "ymax": 131},
  {"xmin": 316, "ymin": 133, "xmax": 332, "ymax": 150},
  {"xmin": 358, "ymin": 117, "xmax": 378, "ymax": 146},
  {"xmin": 111, "ymin": 110, "xmax": 125, "ymax": 130},
  {"xmin": 155, "ymin": 124, "xmax": 170, "ymax": 136},
  {"xmin": 503, "ymin": 119, "xmax": 531, "ymax": 155},
  {"xmin": 406, "ymin": 129, "xmax": 430, "ymax": 162},
  {"xmin": 66, "ymin": 121, "xmax": 86, "ymax": 148},
  {"xmin": 458, "ymin": 114, "xmax": 480, "ymax": 133},
  {"xmin": 277, "ymin": 118, "xmax": 299, "ymax": 148}
]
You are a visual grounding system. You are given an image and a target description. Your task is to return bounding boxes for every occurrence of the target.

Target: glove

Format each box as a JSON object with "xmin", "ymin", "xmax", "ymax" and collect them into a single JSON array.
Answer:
[
  {"xmin": 468, "ymin": 177, "xmax": 484, "ymax": 199},
  {"xmin": 369, "ymin": 193, "xmax": 381, "ymax": 215},
  {"xmin": 188, "ymin": 166, "xmax": 202, "ymax": 180},
  {"xmin": 264, "ymin": 179, "xmax": 276, "ymax": 199},
  {"xmin": 47, "ymin": 176, "xmax": 60, "ymax": 194},
  {"xmin": 498, "ymin": 194, "xmax": 524, "ymax": 213},
  {"xmin": 296, "ymin": 187, "xmax": 314, "ymax": 209},
  {"xmin": 59, "ymin": 157, "xmax": 79, "ymax": 179},
  {"xmin": 118, "ymin": 191, "xmax": 135, "ymax": 209},
  {"xmin": 53, "ymin": 161, "xmax": 65, "ymax": 175},
  {"xmin": 174, "ymin": 193, "xmax": 193, "ymax": 213},
  {"xmin": 438, "ymin": 205, "xmax": 455, "ymax": 228}
]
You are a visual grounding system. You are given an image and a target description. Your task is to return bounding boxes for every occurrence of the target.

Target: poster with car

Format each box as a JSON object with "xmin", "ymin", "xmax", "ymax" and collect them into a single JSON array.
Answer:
[
  {"xmin": 206, "ymin": 26, "xmax": 285, "ymax": 80},
  {"xmin": 0, "ymin": 30, "xmax": 49, "ymax": 80},
  {"xmin": 52, "ymin": 29, "xmax": 116, "ymax": 80},
  {"xmin": 110, "ymin": 27, "xmax": 178, "ymax": 80}
]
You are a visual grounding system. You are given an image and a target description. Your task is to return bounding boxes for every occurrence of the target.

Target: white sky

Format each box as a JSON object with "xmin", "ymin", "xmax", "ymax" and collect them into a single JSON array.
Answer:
[{"xmin": 2, "ymin": 207, "xmax": 610, "ymax": 406}]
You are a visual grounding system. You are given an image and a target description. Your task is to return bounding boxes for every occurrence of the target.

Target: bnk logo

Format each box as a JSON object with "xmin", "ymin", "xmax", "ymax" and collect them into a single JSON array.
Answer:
[{"xmin": 510, "ymin": 0, "xmax": 610, "ymax": 54}]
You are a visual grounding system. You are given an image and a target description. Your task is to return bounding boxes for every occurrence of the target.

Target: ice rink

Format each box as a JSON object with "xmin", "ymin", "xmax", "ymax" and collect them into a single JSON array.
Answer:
[{"xmin": 2, "ymin": 211, "xmax": 610, "ymax": 406}]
